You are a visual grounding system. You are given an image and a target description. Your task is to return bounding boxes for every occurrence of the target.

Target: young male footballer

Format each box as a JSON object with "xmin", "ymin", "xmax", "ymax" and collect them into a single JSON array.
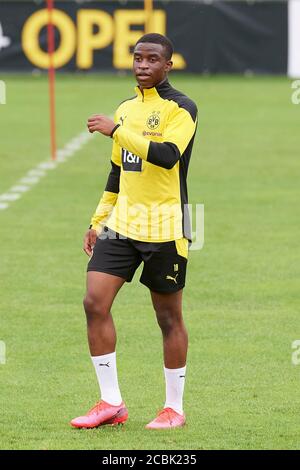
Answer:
[{"xmin": 70, "ymin": 34, "xmax": 198, "ymax": 430}]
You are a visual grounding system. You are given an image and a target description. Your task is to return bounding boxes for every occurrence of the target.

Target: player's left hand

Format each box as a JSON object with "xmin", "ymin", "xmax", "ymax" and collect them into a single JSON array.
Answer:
[{"xmin": 87, "ymin": 114, "xmax": 115, "ymax": 136}]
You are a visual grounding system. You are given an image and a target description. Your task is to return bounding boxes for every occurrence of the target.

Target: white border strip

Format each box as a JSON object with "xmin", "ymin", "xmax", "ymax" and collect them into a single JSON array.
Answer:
[
  {"xmin": 0, "ymin": 131, "xmax": 93, "ymax": 211},
  {"xmin": 288, "ymin": 0, "xmax": 300, "ymax": 79}
]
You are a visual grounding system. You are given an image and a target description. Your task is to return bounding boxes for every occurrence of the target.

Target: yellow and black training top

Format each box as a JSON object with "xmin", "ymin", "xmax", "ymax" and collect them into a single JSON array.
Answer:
[{"xmin": 90, "ymin": 79, "xmax": 198, "ymax": 243}]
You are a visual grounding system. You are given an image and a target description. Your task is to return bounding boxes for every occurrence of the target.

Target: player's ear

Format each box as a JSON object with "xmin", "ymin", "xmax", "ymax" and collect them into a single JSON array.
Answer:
[{"xmin": 165, "ymin": 60, "xmax": 173, "ymax": 73}]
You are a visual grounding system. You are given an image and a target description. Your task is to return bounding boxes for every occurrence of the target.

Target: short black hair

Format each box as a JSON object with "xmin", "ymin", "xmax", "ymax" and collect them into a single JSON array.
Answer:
[{"xmin": 135, "ymin": 33, "xmax": 173, "ymax": 60}]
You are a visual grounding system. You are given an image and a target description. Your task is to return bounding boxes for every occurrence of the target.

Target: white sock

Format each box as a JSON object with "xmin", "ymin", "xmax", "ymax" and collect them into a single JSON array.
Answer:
[
  {"xmin": 91, "ymin": 352, "xmax": 122, "ymax": 406},
  {"xmin": 164, "ymin": 366, "xmax": 186, "ymax": 415}
]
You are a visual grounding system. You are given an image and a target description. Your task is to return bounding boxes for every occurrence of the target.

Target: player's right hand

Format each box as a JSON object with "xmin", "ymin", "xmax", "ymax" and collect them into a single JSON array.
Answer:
[{"xmin": 83, "ymin": 229, "xmax": 97, "ymax": 257}]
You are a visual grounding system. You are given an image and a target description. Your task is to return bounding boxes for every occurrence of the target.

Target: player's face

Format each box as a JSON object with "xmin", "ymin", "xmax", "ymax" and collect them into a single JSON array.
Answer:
[{"xmin": 133, "ymin": 43, "xmax": 173, "ymax": 89}]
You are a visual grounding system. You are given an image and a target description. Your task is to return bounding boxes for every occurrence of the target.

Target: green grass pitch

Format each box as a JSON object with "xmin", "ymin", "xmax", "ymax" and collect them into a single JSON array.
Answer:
[{"xmin": 0, "ymin": 73, "xmax": 299, "ymax": 450}]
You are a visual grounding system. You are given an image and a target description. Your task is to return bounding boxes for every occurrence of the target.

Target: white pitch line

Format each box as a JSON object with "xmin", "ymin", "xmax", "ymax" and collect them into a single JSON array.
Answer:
[
  {"xmin": 27, "ymin": 169, "xmax": 47, "ymax": 177},
  {"xmin": 0, "ymin": 193, "xmax": 21, "ymax": 201},
  {"xmin": 37, "ymin": 161, "xmax": 57, "ymax": 170},
  {"xmin": 10, "ymin": 185, "xmax": 31, "ymax": 193},
  {"xmin": 0, "ymin": 131, "xmax": 93, "ymax": 211},
  {"xmin": 19, "ymin": 176, "xmax": 41, "ymax": 185}
]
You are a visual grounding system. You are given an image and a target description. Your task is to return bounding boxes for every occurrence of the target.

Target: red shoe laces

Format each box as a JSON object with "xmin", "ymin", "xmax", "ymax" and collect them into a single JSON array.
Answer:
[
  {"xmin": 87, "ymin": 401, "xmax": 104, "ymax": 415},
  {"xmin": 157, "ymin": 408, "xmax": 173, "ymax": 422}
]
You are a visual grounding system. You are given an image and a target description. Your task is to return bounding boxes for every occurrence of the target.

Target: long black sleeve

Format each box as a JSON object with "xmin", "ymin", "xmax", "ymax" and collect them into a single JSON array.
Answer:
[
  {"xmin": 105, "ymin": 161, "xmax": 120, "ymax": 193},
  {"xmin": 147, "ymin": 141, "xmax": 181, "ymax": 170}
]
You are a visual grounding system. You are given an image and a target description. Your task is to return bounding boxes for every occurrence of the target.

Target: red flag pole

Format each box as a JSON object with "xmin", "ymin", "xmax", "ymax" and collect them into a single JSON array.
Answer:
[{"xmin": 46, "ymin": 0, "xmax": 56, "ymax": 160}]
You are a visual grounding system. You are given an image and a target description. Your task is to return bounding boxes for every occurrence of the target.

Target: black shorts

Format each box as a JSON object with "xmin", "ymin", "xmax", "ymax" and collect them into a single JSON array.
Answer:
[{"xmin": 87, "ymin": 226, "xmax": 189, "ymax": 293}]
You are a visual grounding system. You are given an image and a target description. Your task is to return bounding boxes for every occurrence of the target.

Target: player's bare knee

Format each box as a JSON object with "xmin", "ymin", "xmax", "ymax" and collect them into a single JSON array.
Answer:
[
  {"xmin": 83, "ymin": 294, "xmax": 110, "ymax": 319},
  {"xmin": 156, "ymin": 310, "xmax": 183, "ymax": 336}
]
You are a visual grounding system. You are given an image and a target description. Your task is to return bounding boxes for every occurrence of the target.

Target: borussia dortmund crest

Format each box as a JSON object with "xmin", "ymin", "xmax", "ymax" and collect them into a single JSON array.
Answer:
[{"xmin": 146, "ymin": 111, "xmax": 160, "ymax": 130}]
